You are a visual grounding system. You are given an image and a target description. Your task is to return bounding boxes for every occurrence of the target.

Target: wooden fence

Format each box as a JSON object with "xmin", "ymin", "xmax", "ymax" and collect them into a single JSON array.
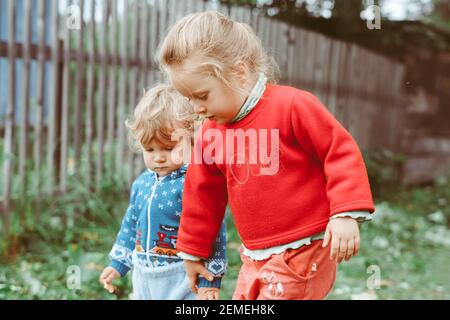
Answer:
[{"xmin": 0, "ymin": 0, "xmax": 405, "ymax": 210}]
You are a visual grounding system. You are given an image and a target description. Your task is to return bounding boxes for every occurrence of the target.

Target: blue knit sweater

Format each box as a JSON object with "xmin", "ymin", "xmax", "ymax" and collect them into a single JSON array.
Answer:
[{"xmin": 109, "ymin": 165, "xmax": 227, "ymax": 288}]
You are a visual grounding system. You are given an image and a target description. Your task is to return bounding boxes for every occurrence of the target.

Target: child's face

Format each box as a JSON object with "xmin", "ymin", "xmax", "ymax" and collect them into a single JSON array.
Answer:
[
  {"xmin": 168, "ymin": 58, "xmax": 249, "ymax": 124},
  {"xmin": 142, "ymin": 139, "xmax": 185, "ymax": 177}
]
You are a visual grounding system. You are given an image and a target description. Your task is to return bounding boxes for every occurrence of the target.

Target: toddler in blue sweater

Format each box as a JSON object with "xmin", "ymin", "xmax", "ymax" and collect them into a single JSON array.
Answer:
[{"xmin": 99, "ymin": 84, "xmax": 227, "ymax": 300}]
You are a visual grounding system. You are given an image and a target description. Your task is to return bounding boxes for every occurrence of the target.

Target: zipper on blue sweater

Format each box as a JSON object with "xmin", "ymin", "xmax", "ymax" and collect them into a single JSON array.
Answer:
[{"xmin": 145, "ymin": 174, "xmax": 167, "ymax": 267}]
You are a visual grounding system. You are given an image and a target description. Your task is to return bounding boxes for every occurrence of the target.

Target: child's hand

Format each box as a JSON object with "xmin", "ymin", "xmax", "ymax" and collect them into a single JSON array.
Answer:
[
  {"xmin": 322, "ymin": 217, "xmax": 360, "ymax": 263},
  {"xmin": 184, "ymin": 260, "xmax": 215, "ymax": 293},
  {"xmin": 197, "ymin": 287, "xmax": 220, "ymax": 300},
  {"xmin": 99, "ymin": 267, "xmax": 120, "ymax": 293}
]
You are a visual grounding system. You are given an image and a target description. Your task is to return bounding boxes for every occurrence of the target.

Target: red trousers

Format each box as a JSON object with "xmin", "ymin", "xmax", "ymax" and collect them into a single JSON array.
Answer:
[{"xmin": 232, "ymin": 240, "xmax": 337, "ymax": 300}]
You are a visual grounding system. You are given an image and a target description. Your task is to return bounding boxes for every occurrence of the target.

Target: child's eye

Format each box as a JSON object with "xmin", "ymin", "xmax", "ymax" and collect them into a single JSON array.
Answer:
[
  {"xmin": 145, "ymin": 148, "xmax": 154, "ymax": 152},
  {"xmin": 165, "ymin": 147, "xmax": 173, "ymax": 151},
  {"xmin": 198, "ymin": 94, "xmax": 208, "ymax": 101}
]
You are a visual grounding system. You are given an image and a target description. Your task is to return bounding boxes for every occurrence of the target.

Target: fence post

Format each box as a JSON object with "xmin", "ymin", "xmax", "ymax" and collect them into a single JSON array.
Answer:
[{"xmin": 2, "ymin": 0, "xmax": 17, "ymax": 230}]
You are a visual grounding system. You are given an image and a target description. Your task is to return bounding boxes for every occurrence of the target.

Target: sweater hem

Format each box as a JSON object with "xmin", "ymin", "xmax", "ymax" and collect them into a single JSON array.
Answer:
[{"xmin": 241, "ymin": 219, "xmax": 330, "ymax": 250}]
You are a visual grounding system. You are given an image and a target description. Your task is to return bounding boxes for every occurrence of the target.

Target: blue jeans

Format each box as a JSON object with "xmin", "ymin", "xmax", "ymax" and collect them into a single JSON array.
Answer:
[{"xmin": 131, "ymin": 251, "xmax": 196, "ymax": 300}]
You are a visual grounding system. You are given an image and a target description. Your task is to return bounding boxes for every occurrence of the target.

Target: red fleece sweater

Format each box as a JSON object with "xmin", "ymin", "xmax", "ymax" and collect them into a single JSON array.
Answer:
[{"xmin": 177, "ymin": 85, "xmax": 375, "ymax": 258}]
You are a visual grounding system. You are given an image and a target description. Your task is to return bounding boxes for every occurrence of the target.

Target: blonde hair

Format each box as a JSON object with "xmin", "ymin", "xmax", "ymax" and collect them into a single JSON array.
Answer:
[
  {"xmin": 126, "ymin": 83, "xmax": 195, "ymax": 152},
  {"xmin": 157, "ymin": 10, "xmax": 279, "ymax": 92}
]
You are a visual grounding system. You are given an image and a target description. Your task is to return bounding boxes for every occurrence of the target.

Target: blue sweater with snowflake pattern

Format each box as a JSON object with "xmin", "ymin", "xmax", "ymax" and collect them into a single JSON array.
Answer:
[{"xmin": 108, "ymin": 165, "xmax": 227, "ymax": 288}]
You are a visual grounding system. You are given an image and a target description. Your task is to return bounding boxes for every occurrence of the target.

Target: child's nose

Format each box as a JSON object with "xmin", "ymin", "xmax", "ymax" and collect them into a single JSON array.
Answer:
[
  {"xmin": 155, "ymin": 154, "xmax": 166, "ymax": 162},
  {"xmin": 195, "ymin": 105, "xmax": 207, "ymax": 115}
]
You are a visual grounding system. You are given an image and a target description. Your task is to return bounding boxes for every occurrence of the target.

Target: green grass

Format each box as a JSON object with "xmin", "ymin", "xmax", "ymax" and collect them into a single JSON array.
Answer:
[{"xmin": 1, "ymin": 168, "xmax": 450, "ymax": 299}]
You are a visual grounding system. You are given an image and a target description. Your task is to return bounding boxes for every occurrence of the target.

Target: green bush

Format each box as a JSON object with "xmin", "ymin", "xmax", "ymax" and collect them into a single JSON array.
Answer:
[{"xmin": 363, "ymin": 148, "xmax": 406, "ymax": 199}]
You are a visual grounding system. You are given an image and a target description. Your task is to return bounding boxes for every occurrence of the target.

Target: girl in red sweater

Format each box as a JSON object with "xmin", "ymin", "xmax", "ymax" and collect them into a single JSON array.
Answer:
[{"xmin": 158, "ymin": 11, "xmax": 375, "ymax": 300}]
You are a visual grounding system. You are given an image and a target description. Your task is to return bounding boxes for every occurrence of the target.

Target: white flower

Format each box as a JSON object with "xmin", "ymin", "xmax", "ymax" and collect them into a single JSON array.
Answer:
[
  {"xmin": 428, "ymin": 211, "xmax": 446, "ymax": 224},
  {"xmin": 389, "ymin": 223, "xmax": 402, "ymax": 233},
  {"xmin": 49, "ymin": 217, "xmax": 62, "ymax": 230},
  {"xmin": 371, "ymin": 202, "xmax": 393, "ymax": 225},
  {"xmin": 424, "ymin": 226, "xmax": 450, "ymax": 247},
  {"xmin": 398, "ymin": 282, "xmax": 410, "ymax": 290},
  {"xmin": 351, "ymin": 291, "xmax": 378, "ymax": 300},
  {"xmin": 372, "ymin": 236, "xmax": 389, "ymax": 249},
  {"xmin": 334, "ymin": 285, "xmax": 351, "ymax": 295}
]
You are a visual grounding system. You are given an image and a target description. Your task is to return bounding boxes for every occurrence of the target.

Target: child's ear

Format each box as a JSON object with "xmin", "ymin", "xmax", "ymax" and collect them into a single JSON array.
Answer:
[{"xmin": 234, "ymin": 60, "xmax": 250, "ymax": 85}]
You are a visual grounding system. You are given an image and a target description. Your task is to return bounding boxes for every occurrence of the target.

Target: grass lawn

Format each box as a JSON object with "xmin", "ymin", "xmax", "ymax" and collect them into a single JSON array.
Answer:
[{"xmin": 1, "ymin": 187, "xmax": 449, "ymax": 300}]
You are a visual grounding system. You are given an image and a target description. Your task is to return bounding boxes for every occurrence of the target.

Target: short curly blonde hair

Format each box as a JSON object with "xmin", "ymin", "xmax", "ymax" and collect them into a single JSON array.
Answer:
[{"xmin": 126, "ymin": 83, "xmax": 195, "ymax": 152}]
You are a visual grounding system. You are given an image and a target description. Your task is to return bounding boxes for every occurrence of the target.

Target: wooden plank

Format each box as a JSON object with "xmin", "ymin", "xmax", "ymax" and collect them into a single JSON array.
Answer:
[
  {"xmin": 249, "ymin": 6, "xmax": 259, "ymax": 33},
  {"xmin": 289, "ymin": 25, "xmax": 298, "ymax": 86},
  {"xmin": 230, "ymin": 6, "xmax": 242, "ymax": 22},
  {"xmin": 107, "ymin": 0, "xmax": 118, "ymax": 153},
  {"xmin": 391, "ymin": 65, "xmax": 406, "ymax": 151},
  {"xmin": 295, "ymin": 28, "xmax": 307, "ymax": 87},
  {"xmin": 2, "ymin": 0, "xmax": 17, "ymax": 209},
  {"xmin": 354, "ymin": 48, "xmax": 368, "ymax": 148},
  {"xmin": 346, "ymin": 45, "xmax": 360, "ymax": 138},
  {"xmin": 18, "ymin": 0, "xmax": 32, "ymax": 196},
  {"xmin": 326, "ymin": 39, "xmax": 341, "ymax": 116},
  {"xmin": 363, "ymin": 49, "xmax": 378, "ymax": 149},
  {"xmin": 34, "ymin": 0, "xmax": 46, "ymax": 192},
  {"xmin": 286, "ymin": 26, "xmax": 296, "ymax": 86},
  {"xmin": 343, "ymin": 44, "xmax": 356, "ymax": 134},
  {"xmin": 218, "ymin": 2, "xmax": 229, "ymax": 15},
  {"xmin": 47, "ymin": 0, "xmax": 60, "ymax": 194},
  {"xmin": 137, "ymin": 0, "xmax": 150, "ymax": 177},
  {"xmin": 157, "ymin": 0, "xmax": 167, "ymax": 49},
  {"xmin": 177, "ymin": 0, "xmax": 189, "ymax": 20},
  {"xmin": 373, "ymin": 54, "xmax": 390, "ymax": 148},
  {"xmin": 368, "ymin": 53, "xmax": 382, "ymax": 148},
  {"xmin": 116, "ymin": 0, "xmax": 129, "ymax": 173},
  {"xmin": 184, "ymin": 0, "xmax": 194, "ymax": 14},
  {"xmin": 128, "ymin": 0, "xmax": 140, "ymax": 185},
  {"xmin": 277, "ymin": 21, "xmax": 289, "ymax": 83},
  {"xmin": 193, "ymin": 0, "xmax": 204, "ymax": 13},
  {"xmin": 366, "ymin": 52, "xmax": 380, "ymax": 149},
  {"xmin": 139, "ymin": 0, "xmax": 149, "ymax": 97},
  {"xmin": 239, "ymin": 5, "xmax": 248, "ymax": 22},
  {"xmin": 303, "ymin": 30, "xmax": 316, "ymax": 92},
  {"xmin": 167, "ymin": 0, "xmax": 178, "ymax": 29},
  {"xmin": 334, "ymin": 42, "xmax": 351, "ymax": 124},
  {"xmin": 313, "ymin": 34, "xmax": 331, "ymax": 104},
  {"xmin": 386, "ymin": 63, "xmax": 403, "ymax": 150},
  {"xmin": 74, "ymin": 0, "xmax": 85, "ymax": 177},
  {"xmin": 269, "ymin": 19, "xmax": 279, "ymax": 65},
  {"xmin": 85, "ymin": 0, "xmax": 96, "ymax": 188},
  {"xmin": 246, "ymin": 5, "xmax": 256, "ymax": 31},
  {"xmin": 147, "ymin": 0, "xmax": 158, "ymax": 85},
  {"xmin": 259, "ymin": 17, "xmax": 271, "ymax": 59},
  {"xmin": 60, "ymin": 0, "xmax": 72, "ymax": 192},
  {"xmin": 96, "ymin": 0, "xmax": 108, "ymax": 187}
]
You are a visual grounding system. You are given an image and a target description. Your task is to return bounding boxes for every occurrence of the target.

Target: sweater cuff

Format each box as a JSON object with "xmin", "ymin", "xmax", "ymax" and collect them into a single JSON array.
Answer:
[
  {"xmin": 198, "ymin": 276, "xmax": 222, "ymax": 289},
  {"xmin": 177, "ymin": 251, "xmax": 202, "ymax": 261},
  {"xmin": 331, "ymin": 210, "xmax": 373, "ymax": 223},
  {"xmin": 110, "ymin": 260, "xmax": 130, "ymax": 277}
]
